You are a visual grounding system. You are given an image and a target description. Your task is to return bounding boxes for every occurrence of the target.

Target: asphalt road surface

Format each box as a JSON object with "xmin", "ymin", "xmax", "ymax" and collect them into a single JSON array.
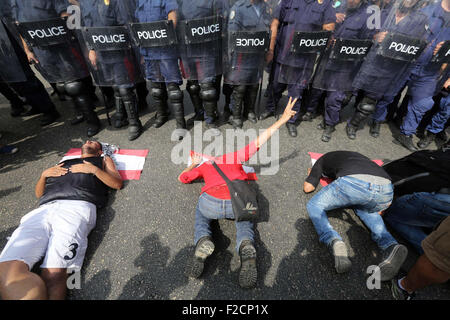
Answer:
[{"xmin": 0, "ymin": 77, "xmax": 449, "ymax": 300}]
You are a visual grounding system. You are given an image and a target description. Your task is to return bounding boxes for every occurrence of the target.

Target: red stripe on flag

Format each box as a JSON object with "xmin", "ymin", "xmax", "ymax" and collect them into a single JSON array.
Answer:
[
  {"xmin": 66, "ymin": 148, "xmax": 82, "ymax": 156},
  {"xmin": 119, "ymin": 170, "xmax": 143, "ymax": 180},
  {"xmin": 116, "ymin": 149, "xmax": 149, "ymax": 157}
]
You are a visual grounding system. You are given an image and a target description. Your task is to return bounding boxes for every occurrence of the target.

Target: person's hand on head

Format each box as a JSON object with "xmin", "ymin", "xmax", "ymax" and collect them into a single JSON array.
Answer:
[
  {"xmin": 41, "ymin": 163, "xmax": 68, "ymax": 178},
  {"xmin": 280, "ymin": 97, "xmax": 298, "ymax": 123}
]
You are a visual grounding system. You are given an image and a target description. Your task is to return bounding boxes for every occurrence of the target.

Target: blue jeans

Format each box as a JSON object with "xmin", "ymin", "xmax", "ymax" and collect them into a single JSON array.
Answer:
[
  {"xmin": 194, "ymin": 192, "xmax": 254, "ymax": 253},
  {"xmin": 306, "ymin": 176, "xmax": 396, "ymax": 250},
  {"xmin": 383, "ymin": 192, "xmax": 450, "ymax": 254}
]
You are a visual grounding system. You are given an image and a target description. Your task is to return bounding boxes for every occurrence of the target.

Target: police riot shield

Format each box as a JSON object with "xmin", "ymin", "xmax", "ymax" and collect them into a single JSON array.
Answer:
[
  {"xmin": 80, "ymin": 26, "xmax": 143, "ymax": 87},
  {"xmin": 177, "ymin": 0, "xmax": 224, "ymax": 82},
  {"xmin": 0, "ymin": 20, "xmax": 26, "ymax": 83},
  {"xmin": 312, "ymin": 37, "xmax": 373, "ymax": 92},
  {"xmin": 15, "ymin": 17, "xmax": 90, "ymax": 83},
  {"xmin": 223, "ymin": 1, "xmax": 273, "ymax": 85},
  {"xmin": 277, "ymin": 29, "xmax": 332, "ymax": 86},
  {"xmin": 352, "ymin": 0, "xmax": 429, "ymax": 97}
]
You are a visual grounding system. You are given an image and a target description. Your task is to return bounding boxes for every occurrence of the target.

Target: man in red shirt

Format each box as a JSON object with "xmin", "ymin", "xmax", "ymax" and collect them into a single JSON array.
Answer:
[{"xmin": 179, "ymin": 98, "xmax": 297, "ymax": 289}]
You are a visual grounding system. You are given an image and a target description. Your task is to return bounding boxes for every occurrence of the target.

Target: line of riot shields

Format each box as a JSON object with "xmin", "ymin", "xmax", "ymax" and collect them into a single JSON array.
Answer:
[{"xmin": 1, "ymin": 0, "xmax": 448, "ymax": 117}]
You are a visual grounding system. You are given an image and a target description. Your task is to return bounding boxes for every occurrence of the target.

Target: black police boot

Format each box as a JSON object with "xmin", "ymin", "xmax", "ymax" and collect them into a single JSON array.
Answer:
[
  {"xmin": 417, "ymin": 131, "xmax": 436, "ymax": 149},
  {"xmin": 186, "ymin": 81, "xmax": 204, "ymax": 125},
  {"xmin": 286, "ymin": 122, "xmax": 297, "ymax": 137},
  {"xmin": 347, "ymin": 97, "xmax": 376, "ymax": 140},
  {"xmin": 243, "ymin": 85, "xmax": 258, "ymax": 124},
  {"xmin": 238, "ymin": 240, "xmax": 257, "ymax": 289},
  {"xmin": 259, "ymin": 110, "xmax": 274, "ymax": 120},
  {"xmin": 10, "ymin": 98, "xmax": 25, "ymax": 117},
  {"xmin": 321, "ymin": 125, "xmax": 335, "ymax": 142},
  {"xmin": 70, "ymin": 112, "xmax": 85, "ymax": 125},
  {"xmin": 317, "ymin": 119, "xmax": 326, "ymax": 130},
  {"xmin": 84, "ymin": 111, "xmax": 101, "ymax": 138},
  {"xmin": 301, "ymin": 111, "xmax": 315, "ymax": 122},
  {"xmin": 394, "ymin": 133, "xmax": 418, "ymax": 152},
  {"xmin": 230, "ymin": 85, "xmax": 246, "ymax": 129},
  {"xmin": 200, "ymin": 82, "xmax": 219, "ymax": 128},
  {"xmin": 370, "ymin": 121, "xmax": 381, "ymax": 138},
  {"xmin": 112, "ymin": 93, "xmax": 129, "ymax": 129},
  {"xmin": 123, "ymin": 92, "xmax": 143, "ymax": 141},
  {"xmin": 40, "ymin": 110, "xmax": 61, "ymax": 127},
  {"xmin": 222, "ymin": 83, "xmax": 233, "ymax": 122},
  {"xmin": 168, "ymin": 84, "xmax": 187, "ymax": 140},
  {"xmin": 151, "ymin": 84, "xmax": 169, "ymax": 128}
]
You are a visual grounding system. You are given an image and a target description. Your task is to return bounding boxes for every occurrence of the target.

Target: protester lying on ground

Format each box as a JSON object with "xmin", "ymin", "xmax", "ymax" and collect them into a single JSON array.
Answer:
[
  {"xmin": 303, "ymin": 151, "xmax": 407, "ymax": 281},
  {"xmin": 178, "ymin": 97, "xmax": 298, "ymax": 289},
  {"xmin": 0, "ymin": 140, "xmax": 122, "ymax": 300},
  {"xmin": 382, "ymin": 139, "xmax": 450, "ymax": 254},
  {"xmin": 391, "ymin": 216, "xmax": 450, "ymax": 300}
]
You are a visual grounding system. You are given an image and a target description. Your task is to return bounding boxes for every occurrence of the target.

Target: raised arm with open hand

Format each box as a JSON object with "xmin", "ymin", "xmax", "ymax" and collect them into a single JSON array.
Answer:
[{"xmin": 256, "ymin": 97, "xmax": 298, "ymax": 149}]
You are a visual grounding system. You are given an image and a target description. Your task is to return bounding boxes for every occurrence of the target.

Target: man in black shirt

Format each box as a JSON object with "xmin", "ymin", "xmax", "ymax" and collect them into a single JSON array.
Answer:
[
  {"xmin": 304, "ymin": 151, "xmax": 407, "ymax": 281},
  {"xmin": 0, "ymin": 141, "xmax": 122, "ymax": 300}
]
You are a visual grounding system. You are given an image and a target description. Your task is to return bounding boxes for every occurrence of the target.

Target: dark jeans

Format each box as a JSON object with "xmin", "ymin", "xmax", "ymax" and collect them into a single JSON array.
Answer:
[{"xmin": 383, "ymin": 192, "xmax": 450, "ymax": 254}]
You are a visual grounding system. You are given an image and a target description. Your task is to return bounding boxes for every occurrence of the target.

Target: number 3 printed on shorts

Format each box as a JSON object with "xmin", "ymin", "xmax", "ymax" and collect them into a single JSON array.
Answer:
[{"xmin": 64, "ymin": 243, "xmax": 79, "ymax": 261}]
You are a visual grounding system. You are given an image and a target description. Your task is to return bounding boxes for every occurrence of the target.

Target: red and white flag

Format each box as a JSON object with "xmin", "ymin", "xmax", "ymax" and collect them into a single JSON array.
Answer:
[
  {"xmin": 308, "ymin": 152, "xmax": 384, "ymax": 187},
  {"xmin": 61, "ymin": 148, "xmax": 149, "ymax": 180}
]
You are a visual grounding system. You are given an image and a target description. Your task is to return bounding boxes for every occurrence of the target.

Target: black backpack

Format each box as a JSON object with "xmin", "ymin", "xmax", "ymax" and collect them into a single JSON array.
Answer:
[{"xmin": 211, "ymin": 161, "xmax": 259, "ymax": 222}]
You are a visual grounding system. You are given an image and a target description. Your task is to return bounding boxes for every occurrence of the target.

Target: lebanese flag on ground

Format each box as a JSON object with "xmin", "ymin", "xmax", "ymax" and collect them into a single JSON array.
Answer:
[
  {"xmin": 308, "ymin": 152, "xmax": 384, "ymax": 187},
  {"xmin": 61, "ymin": 148, "xmax": 149, "ymax": 180},
  {"xmin": 188, "ymin": 150, "xmax": 258, "ymax": 181}
]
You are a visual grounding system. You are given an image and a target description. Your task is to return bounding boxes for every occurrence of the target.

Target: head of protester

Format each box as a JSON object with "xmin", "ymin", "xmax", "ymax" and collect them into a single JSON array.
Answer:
[
  {"xmin": 303, "ymin": 151, "xmax": 408, "ymax": 281},
  {"xmin": 178, "ymin": 97, "xmax": 297, "ymax": 289},
  {"xmin": 0, "ymin": 140, "xmax": 123, "ymax": 300}
]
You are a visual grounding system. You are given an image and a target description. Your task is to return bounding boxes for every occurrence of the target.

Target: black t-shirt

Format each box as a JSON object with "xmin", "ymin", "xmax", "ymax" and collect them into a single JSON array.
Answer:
[{"xmin": 306, "ymin": 151, "xmax": 391, "ymax": 187}]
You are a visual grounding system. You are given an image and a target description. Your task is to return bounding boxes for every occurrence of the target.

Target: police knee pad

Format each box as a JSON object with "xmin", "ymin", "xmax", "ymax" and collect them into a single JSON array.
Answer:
[
  {"xmin": 167, "ymin": 84, "xmax": 183, "ymax": 102},
  {"xmin": 186, "ymin": 81, "xmax": 200, "ymax": 96},
  {"xmin": 64, "ymin": 80, "xmax": 85, "ymax": 97},
  {"xmin": 200, "ymin": 84, "xmax": 217, "ymax": 102},
  {"xmin": 118, "ymin": 87, "xmax": 135, "ymax": 102},
  {"xmin": 55, "ymin": 82, "xmax": 66, "ymax": 96},
  {"xmin": 233, "ymin": 85, "xmax": 247, "ymax": 97},
  {"xmin": 150, "ymin": 85, "xmax": 167, "ymax": 101},
  {"xmin": 357, "ymin": 97, "xmax": 376, "ymax": 115}
]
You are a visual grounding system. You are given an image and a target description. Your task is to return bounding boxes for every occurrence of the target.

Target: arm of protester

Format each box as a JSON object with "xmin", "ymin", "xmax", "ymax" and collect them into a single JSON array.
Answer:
[
  {"xmin": 323, "ymin": 22, "xmax": 335, "ymax": 31},
  {"xmin": 168, "ymin": 11, "xmax": 177, "ymax": 28},
  {"xmin": 255, "ymin": 97, "xmax": 298, "ymax": 149},
  {"xmin": 35, "ymin": 163, "xmax": 68, "ymax": 198},
  {"xmin": 178, "ymin": 154, "xmax": 203, "ymax": 183},
  {"xmin": 304, "ymin": 158, "xmax": 324, "ymax": 193},
  {"xmin": 69, "ymin": 158, "xmax": 123, "ymax": 190}
]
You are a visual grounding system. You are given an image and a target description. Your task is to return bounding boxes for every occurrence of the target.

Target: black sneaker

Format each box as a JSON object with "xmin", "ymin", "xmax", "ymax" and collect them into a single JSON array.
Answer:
[
  {"xmin": 259, "ymin": 111, "xmax": 274, "ymax": 121},
  {"xmin": 186, "ymin": 237, "xmax": 215, "ymax": 279},
  {"xmin": 321, "ymin": 125, "xmax": 335, "ymax": 142},
  {"xmin": 346, "ymin": 124, "xmax": 357, "ymax": 140},
  {"xmin": 301, "ymin": 111, "xmax": 315, "ymax": 122},
  {"xmin": 286, "ymin": 122, "xmax": 297, "ymax": 137},
  {"xmin": 370, "ymin": 122, "xmax": 381, "ymax": 138},
  {"xmin": 417, "ymin": 131, "xmax": 436, "ymax": 149},
  {"xmin": 391, "ymin": 277, "xmax": 415, "ymax": 300},
  {"xmin": 378, "ymin": 244, "xmax": 408, "ymax": 281},
  {"xmin": 330, "ymin": 239, "xmax": 352, "ymax": 273},
  {"xmin": 238, "ymin": 240, "xmax": 257, "ymax": 289},
  {"xmin": 393, "ymin": 134, "xmax": 418, "ymax": 152}
]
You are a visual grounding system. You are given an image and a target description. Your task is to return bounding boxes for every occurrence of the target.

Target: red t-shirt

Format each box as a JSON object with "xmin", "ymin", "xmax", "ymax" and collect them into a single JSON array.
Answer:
[{"xmin": 179, "ymin": 141, "xmax": 259, "ymax": 199}]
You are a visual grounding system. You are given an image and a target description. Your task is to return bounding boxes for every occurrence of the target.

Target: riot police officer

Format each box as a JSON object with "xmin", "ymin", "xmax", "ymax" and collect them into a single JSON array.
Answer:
[
  {"xmin": 260, "ymin": 0, "xmax": 336, "ymax": 137},
  {"xmin": 348, "ymin": 0, "xmax": 429, "ymax": 141},
  {"xmin": 12, "ymin": 0, "xmax": 100, "ymax": 136},
  {"xmin": 0, "ymin": 0, "xmax": 60, "ymax": 126},
  {"xmin": 80, "ymin": 0, "xmax": 144, "ymax": 141},
  {"xmin": 308, "ymin": 0, "xmax": 377, "ymax": 142},
  {"xmin": 393, "ymin": 0, "xmax": 449, "ymax": 151},
  {"xmin": 225, "ymin": 0, "xmax": 278, "ymax": 130},
  {"xmin": 177, "ymin": 0, "xmax": 225, "ymax": 134},
  {"xmin": 134, "ymin": 0, "xmax": 186, "ymax": 140}
]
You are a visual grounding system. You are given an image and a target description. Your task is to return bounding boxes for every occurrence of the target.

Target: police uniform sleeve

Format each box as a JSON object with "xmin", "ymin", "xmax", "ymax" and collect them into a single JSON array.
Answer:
[
  {"xmin": 54, "ymin": 0, "xmax": 69, "ymax": 16},
  {"xmin": 323, "ymin": 0, "xmax": 336, "ymax": 25},
  {"xmin": 228, "ymin": 5, "xmax": 242, "ymax": 32},
  {"xmin": 165, "ymin": 0, "xmax": 178, "ymax": 15},
  {"xmin": 10, "ymin": 0, "xmax": 19, "ymax": 21}
]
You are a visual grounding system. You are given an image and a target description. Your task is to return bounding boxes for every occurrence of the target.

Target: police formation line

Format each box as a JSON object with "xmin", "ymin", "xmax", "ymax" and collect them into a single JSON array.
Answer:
[{"xmin": 0, "ymin": 0, "xmax": 449, "ymax": 152}]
